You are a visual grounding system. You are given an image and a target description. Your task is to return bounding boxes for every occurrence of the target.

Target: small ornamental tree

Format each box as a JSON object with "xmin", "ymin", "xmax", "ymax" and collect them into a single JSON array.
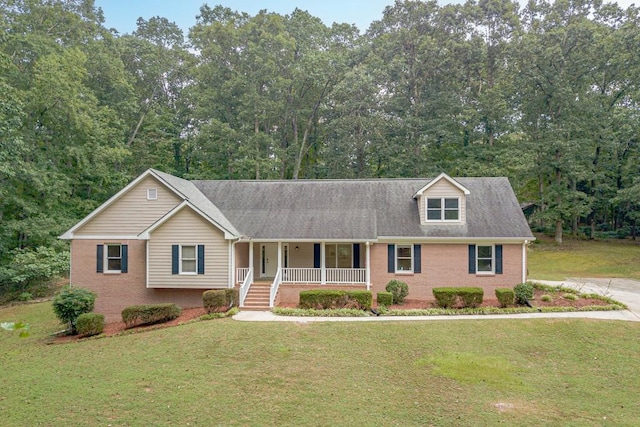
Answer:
[{"xmin": 52, "ymin": 287, "xmax": 96, "ymax": 334}]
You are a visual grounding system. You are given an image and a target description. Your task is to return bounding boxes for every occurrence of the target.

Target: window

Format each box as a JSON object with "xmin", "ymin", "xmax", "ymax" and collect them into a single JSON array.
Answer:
[
  {"xmin": 476, "ymin": 245, "xmax": 493, "ymax": 273},
  {"xmin": 325, "ymin": 244, "xmax": 352, "ymax": 268},
  {"xmin": 97, "ymin": 244, "xmax": 127, "ymax": 274},
  {"xmin": 147, "ymin": 188, "xmax": 157, "ymax": 200},
  {"xmin": 106, "ymin": 244, "xmax": 122, "ymax": 272},
  {"xmin": 426, "ymin": 197, "xmax": 459, "ymax": 221},
  {"xmin": 396, "ymin": 245, "xmax": 413, "ymax": 272},
  {"xmin": 180, "ymin": 245, "xmax": 197, "ymax": 274},
  {"xmin": 172, "ymin": 244, "xmax": 204, "ymax": 275}
]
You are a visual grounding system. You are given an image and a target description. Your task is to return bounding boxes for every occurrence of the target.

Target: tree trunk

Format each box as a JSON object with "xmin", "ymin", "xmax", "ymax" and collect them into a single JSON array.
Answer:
[{"xmin": 555, "ymin": 220, "xmax": 563, "ymax": 244}]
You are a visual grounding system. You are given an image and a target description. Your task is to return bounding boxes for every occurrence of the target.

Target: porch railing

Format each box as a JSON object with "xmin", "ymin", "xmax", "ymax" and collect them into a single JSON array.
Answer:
[
  {"xmin": 281, "ymin": 268, "xmax": 321, "ymax": 283},
  {"xmin": 326, "ymin": 268, "xmax": 366, "ymax": 283},
  {"xmin": 269, "ymin": 268, "xmax": 282, "ymax": 308},
  {"xmin": 239, "ymin": 267, "xmax": 253, "ymax": 307},
  {"xmin": 236, "ymin": 267, "xmax": 250, "ymax": 284}
]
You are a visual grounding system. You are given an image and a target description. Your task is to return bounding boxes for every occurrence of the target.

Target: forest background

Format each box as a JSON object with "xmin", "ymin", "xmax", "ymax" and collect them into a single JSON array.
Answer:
[{"xmin": 1, "ymin": 0, "xmax": 639, "ymax": 299}]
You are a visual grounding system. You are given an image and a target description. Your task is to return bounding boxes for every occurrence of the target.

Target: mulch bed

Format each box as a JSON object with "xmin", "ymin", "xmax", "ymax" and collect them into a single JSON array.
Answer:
[{"xmin": 51, "ymin": 288, "xmax": 612, "ymax": 343}]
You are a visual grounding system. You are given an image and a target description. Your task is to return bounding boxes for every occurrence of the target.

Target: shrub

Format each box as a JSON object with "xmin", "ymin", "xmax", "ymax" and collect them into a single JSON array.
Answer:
[
  {"xmin": 457, "ymin": 287, "xmax": 483, "ymax": 308},
  {"xmin": 432, "ymin": 288, "xmax": 458, "ymax": 308},
  {"xmin": 298, "ymin": 290, "xmax": 372, "ymax": 310},
  {"xmin": 433, "ymin": 287, "xmax": 484, "ymax": 308},
  {"xmin": 514, "ymin": 282, "xmax": 534, "ymax": 304},
  {"xmin": 347, "ymin": 290, "xmax": 373, "ymax": 310},
  {"xmin": 377, "ymin": 291, "xmax": 393, "ymax": 307},
  {"xmin": 495, "ymin": 288, "xmax": 515, "ymax": 308},
  {"xmin": 52, "ymin": 286, "xmax": 96, "ymax": 334},
  {"xmin": 225, "ymin": 288, "xmax": 240, "ymax": 307},
  {"xmin": 203, "ymin": 290, "xmax": 227, "ymax": 313},
  {"xmin": 76, "ymin": 313, "xmax": 105, "ymax": 336},
  {"xmin": 385, "ymin": 280, "xmax": 409, "ymax": 304},
  {"xmin": 121, "ymin": 303, "xmax": 181, "ymax": 328},
  {"xmin": 18, "ymin": 292, "xmax": 33, "ymax": 302},
  {"xmin": 541, "ymin": 294, "xmax": 552, "ymax": 302},
  {"xmin": 563, "ymin": 293, "xmax": 578, "ymax": 301}
]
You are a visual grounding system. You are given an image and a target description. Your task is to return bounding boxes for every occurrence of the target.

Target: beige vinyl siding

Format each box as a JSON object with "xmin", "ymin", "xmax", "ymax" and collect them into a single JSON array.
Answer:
[
  {"xmin": 76, "ymin": 176, "xmax": 182, "ymax": 235},
  {"xmin": 148, "ymin": 207, "xmax": 229, "ymax": 288},
  {"xmin": 418, "ymin": 179, "xmax": 466, "ymax": 224}
]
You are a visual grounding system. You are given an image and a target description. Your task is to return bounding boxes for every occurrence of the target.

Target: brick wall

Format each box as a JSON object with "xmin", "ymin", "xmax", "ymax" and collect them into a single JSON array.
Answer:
[
  {"xmin": 71, "ymin": 240, "xmax": 207, "ymax": 322},
  {"xmin": 368, "ymin": 243, "xmax": 524, "ymax": 301}
]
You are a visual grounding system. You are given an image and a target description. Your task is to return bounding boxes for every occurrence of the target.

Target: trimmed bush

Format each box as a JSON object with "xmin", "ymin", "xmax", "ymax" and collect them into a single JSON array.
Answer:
[
  {"xmin": 203, "ymin": 289, "xmax": 239, "ymax": 313},
  {"xmin": 432, "ymin": 287, "xmax": 484, "ymax": 308},
  {"xmin": 377, "ymin": 291, "xmax": 393, "ymax": 307},
  {"xmin": 495, "ymin": 288, "xmax": 515, "ymax": 308},
  {"xmin": 76, "ymin": 313, "xmax": 105, "ymax": 336},
  {"xmin": 121, "ymin": 303, "xmax": 182, "ymax": 328},
  {"xmin": 52, "ymin": 286, "xmax": 96, "ymax": 334},
  {"xmin": 458, "ymin": 287, "xmax": 484, "ymax": 308},
  {"xmin": 385, "ymin": 280, "xmax": 409, "ymax": 304},
  {"xmin": 514, "ymin": 282, "xmax": 534, "ymax": 304},
  {"xmin": 203, "ymin": 290, "xmax": 227, "ymax": 313},
  {"xmin": 299, "ymin": 290, "xmax": 372, "ymax": 310},
  {"xmin": 432, "ymin": 288, "xmax": 458, "ymax": 308}
]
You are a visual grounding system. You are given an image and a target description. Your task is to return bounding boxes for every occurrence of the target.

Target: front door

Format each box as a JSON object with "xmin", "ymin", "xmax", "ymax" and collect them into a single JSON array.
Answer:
[{"xmin": 260, "ymin": 243, "xmax": 278, "ymax": 278}]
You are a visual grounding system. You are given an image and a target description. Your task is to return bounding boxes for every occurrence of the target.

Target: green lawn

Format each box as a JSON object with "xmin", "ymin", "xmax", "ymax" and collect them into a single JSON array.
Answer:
[
  {"xmin": 528, "ymin": 236, "xmax": 640, "ymax": 280},
  {"xmin": 1, "ymin": 302, "xmax": 639, "ymax": 426}
]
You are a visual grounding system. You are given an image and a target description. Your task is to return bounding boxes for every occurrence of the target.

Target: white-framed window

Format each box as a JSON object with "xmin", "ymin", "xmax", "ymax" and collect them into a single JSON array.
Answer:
[
  {"xmin": 180, "ymin": 245, "xmax": 197, "ymax": 274},
  {"xmin": 396, "ymin": 244, "xmax": 413, "ymax": 272},
  {"xmin": 476, "ymin": 245, "xmax": 494, "ymax": 273},
  {"xmin": 325, "ymin": 244, "xmax": 352, "ymax": 268},
  {"xmin": 106, "ymin": 244, "xmax": 122, "ymax": 272},
  {"xmin": 147, "ymin": 188, "xmax": 158, "ymax": 200},
  {"xmin": 426, "ymin": 197, "xmax": 459, "ymax": 221}
]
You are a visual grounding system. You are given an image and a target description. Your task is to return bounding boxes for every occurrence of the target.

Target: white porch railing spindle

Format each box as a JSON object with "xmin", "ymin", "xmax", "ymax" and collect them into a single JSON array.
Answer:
[
  {"xmin": 269, "ymin": 268, "xmax": 282, "ymax": 308},
  {"xmin": 237, "ymin": 267, "xmax": 249, "ymax": 284}
]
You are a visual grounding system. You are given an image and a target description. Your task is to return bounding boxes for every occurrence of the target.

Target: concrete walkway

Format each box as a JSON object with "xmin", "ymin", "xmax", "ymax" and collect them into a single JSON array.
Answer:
[{"xmin": 233, "ymin": 278, "xmax": 640, "ymax": 323}]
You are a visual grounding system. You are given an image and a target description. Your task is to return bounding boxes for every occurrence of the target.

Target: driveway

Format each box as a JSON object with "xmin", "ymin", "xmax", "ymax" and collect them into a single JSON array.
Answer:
[{"xmin": 531, "ymin": 277, "xmax": 640, "ymax": 320}]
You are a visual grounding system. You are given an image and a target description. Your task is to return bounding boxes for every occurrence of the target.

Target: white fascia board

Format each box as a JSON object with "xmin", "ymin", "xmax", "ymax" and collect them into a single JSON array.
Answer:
[
  {"xmin": 64, "ymin": 235, "xmax": 141, "ymax": 240},
  {"xmin": 377, "ymin": 236, "xmax": 532, "ymax": 244},
  {"xmin": 235, "ymin": 238, "xmax": 379, "ymax": 243},
  {"xmin": 412, "ymin": 172, "xmax": 471, "ymax": 198},
  {"xmin": 59, "ymin": 169, "xmax": 186, "ymax": 239},
  {"xmin": 138, "ymin": 201, "xmax": 237, "ymax": 240}
]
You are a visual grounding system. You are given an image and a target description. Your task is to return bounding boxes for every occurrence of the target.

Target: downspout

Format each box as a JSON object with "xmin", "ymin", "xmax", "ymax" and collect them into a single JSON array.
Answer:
[
  {"xmin": 522, "ymin": 241, "xmax": 528, "ymax": 283},
  {"xmin": 366, "ymin": 242, "xmax": 371, "ymax": 290},
  {"xmin": 229, "ymin": 240, "xmax": 236, "ymax": 288}
]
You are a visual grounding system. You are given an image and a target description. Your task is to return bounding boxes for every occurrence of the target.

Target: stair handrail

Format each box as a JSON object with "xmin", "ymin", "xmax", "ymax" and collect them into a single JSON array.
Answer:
[
  {"xmin": 239, "ymin": 267, "xmax": 253, "ymax": 308},
  {"xmin": 269, "ymin": 268, "xmax": 282, "ymax": 308}
]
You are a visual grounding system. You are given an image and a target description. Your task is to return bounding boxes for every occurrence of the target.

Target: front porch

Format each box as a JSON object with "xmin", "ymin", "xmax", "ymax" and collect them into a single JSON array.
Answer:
[{"xmin": 234, "ymin": 241, "xmax": 371, "ymax": 308}]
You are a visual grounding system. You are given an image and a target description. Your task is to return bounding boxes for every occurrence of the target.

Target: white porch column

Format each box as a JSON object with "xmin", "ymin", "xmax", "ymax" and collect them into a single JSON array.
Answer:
[
  {"xmin": 229, "ymin": 241, "xmax": 235, "ymax": 288},
  {"xmin": 321, "ymin": 242, "xmax": 326, "ymax": 284},
  {"xmin": 248, "ymin": 242, "xmax": 254, "ymax": 283},
  {"xmin": 277, "ymin": 241, "xmax": 282, "ymax": 273},
  {"xmin": 366, "ymin": 242, "xmax": 371, "ymax": 290}
]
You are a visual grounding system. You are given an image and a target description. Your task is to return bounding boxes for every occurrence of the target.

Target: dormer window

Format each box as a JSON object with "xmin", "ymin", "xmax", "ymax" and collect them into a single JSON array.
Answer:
[{"xmin": 426, "ymin": 197, "xmax": 459, "ymax": 221}]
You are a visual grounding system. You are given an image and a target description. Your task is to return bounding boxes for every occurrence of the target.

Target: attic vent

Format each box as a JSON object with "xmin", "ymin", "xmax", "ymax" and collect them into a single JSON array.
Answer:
[{"xmin": 147, "ymin": 188, "xmax": 158, "ymax": 200}]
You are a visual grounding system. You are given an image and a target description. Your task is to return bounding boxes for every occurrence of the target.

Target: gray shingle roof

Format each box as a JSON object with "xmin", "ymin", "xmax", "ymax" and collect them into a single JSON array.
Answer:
[{"xmin": 191, "ymin": 177, "xmax": 534, "ymax": 241}]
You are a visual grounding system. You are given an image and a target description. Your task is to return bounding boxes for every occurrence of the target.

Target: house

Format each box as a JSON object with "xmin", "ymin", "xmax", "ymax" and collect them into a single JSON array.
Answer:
[{"xmin": 61, "ymin": 169, "xmax": 535, "ymax": 321}]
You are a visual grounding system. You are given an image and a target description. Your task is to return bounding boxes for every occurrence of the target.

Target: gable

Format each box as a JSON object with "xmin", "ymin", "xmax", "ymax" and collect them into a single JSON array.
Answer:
[
  {"xmin": 73, "ymin": 175, "xmax": 182, "ymax": 237},
  {"xmin": 416, "ymin": 177, "xmax": 467, "ymax": 224}
]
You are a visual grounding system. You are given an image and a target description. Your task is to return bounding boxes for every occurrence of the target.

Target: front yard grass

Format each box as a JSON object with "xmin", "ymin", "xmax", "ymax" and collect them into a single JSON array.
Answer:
[
  {"xmin": 2, "ymin": 301, "xmax": 639, "ymax": 426},
  {"xmin": 528, "ymin": 235, "xmax": 640, "ymax": 280}
]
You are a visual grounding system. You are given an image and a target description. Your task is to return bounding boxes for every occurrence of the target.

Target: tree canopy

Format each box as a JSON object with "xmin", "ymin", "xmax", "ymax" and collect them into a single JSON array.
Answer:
[{"xmin": 1, "ymin": 0, "xmax": 639, "ymax": 295}]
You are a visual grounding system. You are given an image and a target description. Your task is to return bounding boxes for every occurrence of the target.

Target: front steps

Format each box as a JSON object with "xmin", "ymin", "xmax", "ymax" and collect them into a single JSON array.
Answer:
[{"xmin": 242, "ymin": 283, "xmax": 271, "ymax": 311}]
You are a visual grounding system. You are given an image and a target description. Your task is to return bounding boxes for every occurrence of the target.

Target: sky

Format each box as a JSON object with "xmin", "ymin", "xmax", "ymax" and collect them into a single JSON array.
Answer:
[
  {"xmin": 95, "ymin": 0, "xmax": 638, "ymax": 35},
  {"xmin": 94, "ymin": 0, "xmax": 453, "ymax": 34}
]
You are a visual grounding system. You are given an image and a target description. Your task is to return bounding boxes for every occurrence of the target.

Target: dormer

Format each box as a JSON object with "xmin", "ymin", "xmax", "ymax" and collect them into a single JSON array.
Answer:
[{"xmin": 413, "ymin": 173, "xmax": 470, "ymax": 225}]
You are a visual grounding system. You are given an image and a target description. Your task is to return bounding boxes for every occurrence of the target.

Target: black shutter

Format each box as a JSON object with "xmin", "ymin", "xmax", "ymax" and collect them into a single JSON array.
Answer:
[
  {"xmin": 388, "ymin": 244, "xmax": 395, "ymax": 273},
  {"xmin": 468, "ymin": 244, "xmax": 476, "ymax": 274},
  {"xmin": 353, "ymin": 243, "xmax": 360, "ymax": 268},
  {"xmin": 172, "ymin": 245, "xmax": 179, "ymax": 274},
  {"xmin": 96, "ymin": 245, "xmax": 104, "ymax": 273},
  {"xmin": 121, "ymin": 245, "xmax": 128, "ymax": 273},
  {"xmin": 413, "ymin": 244, "xmax": 421, "ymax": 273},
  {"xmin": 495, "ymin": 245, "xmax": 503, "ymax": 274},
  {"xmin": 197, "ymin": 245, "xmax": 205, "ymax": 274},
  {"xmin": 313, "ymin": 244, "xmax": 321, "ymax": 268}
]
